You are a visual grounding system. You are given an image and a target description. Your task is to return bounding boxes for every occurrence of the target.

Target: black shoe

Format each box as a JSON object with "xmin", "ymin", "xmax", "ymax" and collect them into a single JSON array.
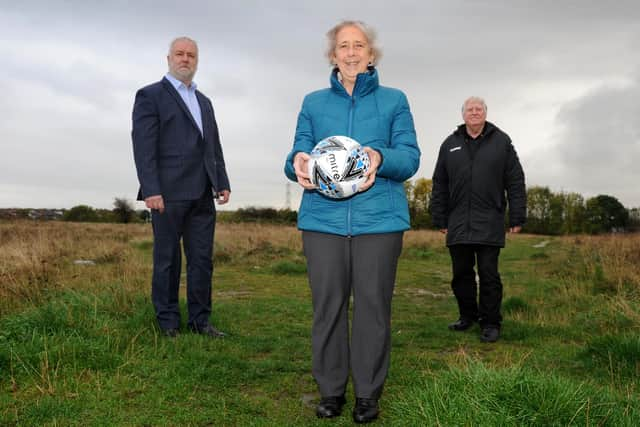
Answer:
[
  {"xmin": 480, "ymin": 326, "xmax": 500, "ymax": 343},
  {"xmin": 316, "ymin": 395, "xmax": 346, "ymax": 418},
  {"xmin": 190, "ymin": 324, "xmax": 226, "ymax": 338},
  {"xmin": 353, "ymin": 398, "xmax": 379, "ymax": 423},
  {"xmin": 448, "ymin": 318, "xmax": 476, "ymax": 331},
  {"xmin": 162, "ymin": 328, "xmax": 180, "ymax": 338}
]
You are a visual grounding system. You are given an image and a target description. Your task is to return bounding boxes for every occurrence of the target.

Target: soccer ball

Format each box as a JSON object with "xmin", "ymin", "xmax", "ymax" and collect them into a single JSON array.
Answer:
[{"xmin": 308, "ymin": 136, "xmax": 370, "ymax": 199}]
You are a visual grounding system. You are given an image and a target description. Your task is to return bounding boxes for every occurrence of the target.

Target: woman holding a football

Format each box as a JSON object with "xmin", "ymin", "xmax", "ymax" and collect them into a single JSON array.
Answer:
[{"xmin": 283, "ymin": 20, "xmax": 420, "ymax": 424}]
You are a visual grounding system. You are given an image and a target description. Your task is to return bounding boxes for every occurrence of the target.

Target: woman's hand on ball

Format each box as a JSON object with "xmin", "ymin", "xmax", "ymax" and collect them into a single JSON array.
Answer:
[
  {"xmin": 293, "ymin": 152, "xmax": 316, "ymax": 190},
  {"xmin": 360, "ymin": 147, "xmax": 381, "ymax": 192}
]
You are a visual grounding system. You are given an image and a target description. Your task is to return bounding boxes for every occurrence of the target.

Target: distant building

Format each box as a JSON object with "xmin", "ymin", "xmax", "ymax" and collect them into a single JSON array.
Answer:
[{"xmin": 26, "ymin": 209, "xmax": 65, "ymax": 220}]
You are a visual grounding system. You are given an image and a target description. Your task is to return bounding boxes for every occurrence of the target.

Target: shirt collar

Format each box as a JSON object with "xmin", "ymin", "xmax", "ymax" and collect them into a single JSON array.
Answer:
[{"xmin": 165, "ymin": 72, "xmax": 197, "ymax": 91}]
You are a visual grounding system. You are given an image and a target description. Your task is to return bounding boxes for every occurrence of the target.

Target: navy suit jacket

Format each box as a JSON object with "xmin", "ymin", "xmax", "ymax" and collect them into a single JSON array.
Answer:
[{"xmin": 132, "ymin": 77, "xmax": 230, "ymax": 202}]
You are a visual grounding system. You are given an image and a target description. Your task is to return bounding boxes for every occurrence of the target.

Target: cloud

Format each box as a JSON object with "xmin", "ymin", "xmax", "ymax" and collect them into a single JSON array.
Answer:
[{"xmin": 550, "ymin": 77, "xmax": 640, "ymax": 206}]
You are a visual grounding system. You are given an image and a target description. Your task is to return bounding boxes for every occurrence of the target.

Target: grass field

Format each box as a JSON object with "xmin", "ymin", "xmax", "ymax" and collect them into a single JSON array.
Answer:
[{"xmin": 1, "ymin": 221, "xmax": 639, "ymax": 426}]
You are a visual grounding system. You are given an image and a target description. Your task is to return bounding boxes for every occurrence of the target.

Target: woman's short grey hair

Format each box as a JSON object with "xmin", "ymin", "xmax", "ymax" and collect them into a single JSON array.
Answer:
[
  {"xmin": 461, "ymin": 96, "xmax": 488, "ymax": 114},
  {"xmin": 168, "ymin": 36, "xmax": 198, "ymax": 55},
  {"xmin": 325, "ymin": 20, "xmax": 382, "ymax": 66}
]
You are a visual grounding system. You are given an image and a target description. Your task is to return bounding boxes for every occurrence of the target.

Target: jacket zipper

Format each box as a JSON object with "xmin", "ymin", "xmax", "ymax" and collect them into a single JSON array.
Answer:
[
  {"xmin": 465, "ymin": 133, "xmax": 484, "ymax": 240},
  {"xmin": 347, "ymin": 95, "xmax": 356, "ymax": 237},
  {"xmin": 465, "ymin": 137, "xmax": 473, "ymax": 238}
]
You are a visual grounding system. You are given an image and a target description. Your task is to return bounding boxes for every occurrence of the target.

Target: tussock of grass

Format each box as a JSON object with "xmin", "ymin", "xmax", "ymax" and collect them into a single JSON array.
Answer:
[
  {"xmin": 529, "ymin": 252, "xmax": 549, "ymax": 259},
  {"xmin": 572, "ymin": 298, "xmax": 640, "ymax": 337},
  {"xmin": 388, "ymin": 362, "xmax": 638, "ymax": 426},
  {"xmin": 270, "ymin": 261, "xmax": 307, "ymax": 275},
  {"xmin": 579, "ymin": 334, "xmax": 640, "ymax": 380},
  {"xmin": 502, "ymin": 296, "xmax": 531, "ymax": 314}
]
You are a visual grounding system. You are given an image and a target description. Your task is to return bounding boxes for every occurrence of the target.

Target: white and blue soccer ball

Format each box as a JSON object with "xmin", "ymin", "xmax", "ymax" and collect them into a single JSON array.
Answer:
[{"xmin": 307, "ymin": 135, "xmax": 370, "ymax": 199}]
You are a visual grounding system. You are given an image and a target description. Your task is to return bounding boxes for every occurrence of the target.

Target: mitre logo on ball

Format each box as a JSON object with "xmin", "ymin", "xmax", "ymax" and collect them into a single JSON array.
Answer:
[{"xmin": 308, "ymin": 135, "xmax": 370, "ymax": 199}]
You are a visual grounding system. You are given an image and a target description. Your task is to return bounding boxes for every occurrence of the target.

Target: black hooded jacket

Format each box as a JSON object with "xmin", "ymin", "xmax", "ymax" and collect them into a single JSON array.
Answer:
[{"xmin": 430, "ymin": 121, "xmax": 526, "ymax": 247}]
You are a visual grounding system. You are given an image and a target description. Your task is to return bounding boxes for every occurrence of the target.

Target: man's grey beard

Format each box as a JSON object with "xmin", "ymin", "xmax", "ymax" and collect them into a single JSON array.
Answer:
[{"xmin": 170, "ymin": 67, "xmax": 197, "ymax": 83}]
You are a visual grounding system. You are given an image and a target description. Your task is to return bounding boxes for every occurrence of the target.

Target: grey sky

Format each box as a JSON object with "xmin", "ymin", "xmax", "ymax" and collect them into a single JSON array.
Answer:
[{"xmin": 1, "ymin": 0, "xmax": 639, "ymax": 210}]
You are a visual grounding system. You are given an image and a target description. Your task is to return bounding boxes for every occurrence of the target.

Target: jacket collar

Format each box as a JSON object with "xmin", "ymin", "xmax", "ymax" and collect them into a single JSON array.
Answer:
[
  {"xmin": 455, "ymin": 121, "xmax": 497, "ymax": 139},
  {"xmin": 161, "ymin": 76, "xmax": 206, "ymax": 136},
  {"xmin": 330, "ymin": 66, "xmax": 379, "ymax": 98}
]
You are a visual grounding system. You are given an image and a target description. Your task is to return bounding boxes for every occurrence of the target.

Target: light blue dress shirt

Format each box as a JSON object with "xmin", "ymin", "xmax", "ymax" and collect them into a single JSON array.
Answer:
[{"xmin": 165, "ymin": 73, "xmax": 203, "ymax": 136}]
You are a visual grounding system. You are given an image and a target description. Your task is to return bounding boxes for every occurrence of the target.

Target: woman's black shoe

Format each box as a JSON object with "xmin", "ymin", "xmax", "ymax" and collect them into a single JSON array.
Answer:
[
  {"xmin": 353, "ymin": 398, "xmax": 379, "ymax": 423},
  {"xmin": 316, "ymin": 395, "xmax": 346, "ymax": 418}
]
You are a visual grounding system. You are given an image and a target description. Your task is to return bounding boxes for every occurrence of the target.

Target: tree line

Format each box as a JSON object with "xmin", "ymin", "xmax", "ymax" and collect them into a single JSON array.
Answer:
[
  {"xmin": 58, "ymin": 199, "xmax": 149, "ymax": 223},
  {"xmin": 405, "ymin": 178, "xmax": 639, "ymax": 234},
  {"xmin": 55, "ymin": 199, "xmax": 298, "ymax": 225},
  {"xmin": 13, "ymin": 186, "xmax": 638, "ymax": 235}
]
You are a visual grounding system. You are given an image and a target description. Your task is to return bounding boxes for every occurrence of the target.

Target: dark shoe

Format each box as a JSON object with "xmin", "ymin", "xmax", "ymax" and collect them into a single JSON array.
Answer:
[
  {"xmin": 316, "ymin": 395, "xmax": 346, "ymax": 418},
  {"xmin": 480, "ymin": 326, "xmax": 500, "ymax": 343},
  {"xmin": 162, "ymin": 328, "xmax": 180, "ymax": 338},
  {"xmin": 190, "ymin": 324, "xmax": 226, "ymax": 338},
  {"xmin": 353, "ymin": 398, "xmax": 379, "ymax": 423},
  {"xmin": 448, "ymin": 317, "xmax": 476, "ymax": 331}
]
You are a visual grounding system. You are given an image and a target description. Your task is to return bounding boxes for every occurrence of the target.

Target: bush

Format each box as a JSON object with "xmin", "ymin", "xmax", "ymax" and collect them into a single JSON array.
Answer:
[
  {"xmin": 113, "ymin": 197, "xmax": 136, "ymax": 223},
  {"xmin": 63, "ymin": 205, "xmax": 99, "ymax": 222}
]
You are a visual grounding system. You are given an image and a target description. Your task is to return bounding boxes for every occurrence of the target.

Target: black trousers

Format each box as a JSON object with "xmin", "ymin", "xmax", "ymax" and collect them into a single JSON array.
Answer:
[
  {"xmin": 448, "ymin": 244, "xmax": 502, "ymax": 327},
  {"xmin": 150, "ymin": 191, "xmax": 215, "ymax": 330},
  {"xmin": 302, "ymin": 231, "xmax": 403, "ymax": 400}
]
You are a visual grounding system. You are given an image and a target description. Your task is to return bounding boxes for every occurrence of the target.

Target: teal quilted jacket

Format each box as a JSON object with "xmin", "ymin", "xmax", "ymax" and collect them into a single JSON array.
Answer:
[{"xmin": 284, "ymin": 68, "xmax": 421, "ymax": 236}]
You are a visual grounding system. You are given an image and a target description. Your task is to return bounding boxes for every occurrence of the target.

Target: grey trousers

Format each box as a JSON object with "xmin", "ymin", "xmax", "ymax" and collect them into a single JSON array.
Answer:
[{"xmin": 302, "ymin": 231, "xmax": 403, "ymax": 399}]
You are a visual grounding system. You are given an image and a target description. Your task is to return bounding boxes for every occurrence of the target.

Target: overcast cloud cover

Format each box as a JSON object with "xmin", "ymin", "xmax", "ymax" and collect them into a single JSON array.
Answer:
[{"xmin": 1, "ymin": 0, "xmax": 639, "ymax": 210}]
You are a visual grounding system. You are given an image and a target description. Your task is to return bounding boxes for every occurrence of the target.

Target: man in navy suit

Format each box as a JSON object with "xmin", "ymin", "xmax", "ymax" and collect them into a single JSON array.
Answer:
[{"xmin": 132, "ymin": 36, "xmax": 231, "ymax": 338}]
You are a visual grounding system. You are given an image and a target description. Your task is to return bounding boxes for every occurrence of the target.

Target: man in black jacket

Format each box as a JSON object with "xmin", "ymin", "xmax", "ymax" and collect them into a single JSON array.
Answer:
[{"xmin": 430, "ymin": 97, "xmax": 526, "ymax": 343}]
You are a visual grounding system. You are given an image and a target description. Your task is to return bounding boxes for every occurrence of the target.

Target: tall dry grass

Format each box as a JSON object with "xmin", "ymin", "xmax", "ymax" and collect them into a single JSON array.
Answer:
[
  {"xmin": 560, "ymin": 233, "xmax": 640, "ymax": 292},
  {"xmin": 214, "ymin": 223, "xmax": 302, "ymax": 256},
  {"xmin": 0, "ymin": 221, "xmax": 151, "ymax": 315},
  {"xmin": 4, "ymin": 219, "xmax": 638, "ymax": 317},
  {"xmin": 547, "ymin": 233, "xmax": 640, "ymax": 329},
  {"xmin": 0, "ymin": 222, "xmax": 307, "ymax": 315},
  {"xmin": 401, "ymin": 228, "xmax": 444, "ymax": 248}
]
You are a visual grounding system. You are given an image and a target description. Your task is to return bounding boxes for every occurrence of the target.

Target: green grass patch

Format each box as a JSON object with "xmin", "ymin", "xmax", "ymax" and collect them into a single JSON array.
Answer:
[
  {"xmin": 388, "ymin": 362, "xmax": 639, "ymax": 426},
  {"xmin": 530, "ymin": 251, "xmax": 549, "ymax": 259},
  {"xmin": 502, "ymin": 296, "xmax": 532, "ymax": 314},
  {"xmin": 403, "ymin": 246, "xmax": 437, "ymax": 259},
  {"xmin": 579, "ymin": 334, "xmax": 640, "ymax": 380},
  {"xmin": 269, "ymin": 260, "xmax": 307, "ymax": 275},
  {"xmin": 1, "ymin": 229, "xmax": 639, "ymax": 425}
]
